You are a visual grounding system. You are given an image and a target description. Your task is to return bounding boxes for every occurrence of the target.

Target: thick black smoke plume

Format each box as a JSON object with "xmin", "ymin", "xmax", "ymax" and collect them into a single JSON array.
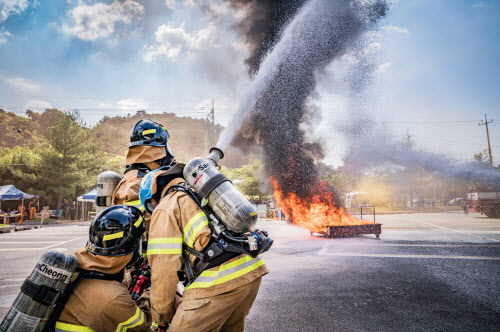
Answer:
[
  {"xmin": 226, "ymin": 0, "xmax": 388, "ymax": 204},
  {"xmin": 227, "ymin": 0, "xmax": 307, "ymax": 74}
]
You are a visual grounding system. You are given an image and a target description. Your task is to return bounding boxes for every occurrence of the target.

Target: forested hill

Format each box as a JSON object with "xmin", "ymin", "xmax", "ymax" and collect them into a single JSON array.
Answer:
[{"xmin": 0, "ymin": 109, "xmax": 248, "ymax": 168}]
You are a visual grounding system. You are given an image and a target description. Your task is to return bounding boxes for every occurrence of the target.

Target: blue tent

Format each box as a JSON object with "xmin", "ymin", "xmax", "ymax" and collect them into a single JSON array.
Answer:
[
  {"xmin": 82, "ymin": 189, "xmax": 96, "ymax": 200},
  {"xmin": 0, "ymin": 185, "xmax": 36, "ymax": 214},
  {"xmin": 0, "ymin": 185, "xmax": 35, "ymax": 200}
]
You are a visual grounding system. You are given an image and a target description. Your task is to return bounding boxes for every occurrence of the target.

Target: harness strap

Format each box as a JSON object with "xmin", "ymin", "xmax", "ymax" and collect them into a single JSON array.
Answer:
[
  {"xmin": 167, "ymin": 183, "xmax": 256, "ymax": 287},
  {"xmin": 124, "ymin": 164, "xmax": 149, "ymax": 178},
  {"xmin": 78, "ymin": 269, "xmax": 124, "ymax": 283},
  {"xmin": 197, "ymin": 173, "xmax": 231, "ymax": 198},
  {"xmin": 21, "ymin": 279, "xmax": 62, "ymax": 306}
]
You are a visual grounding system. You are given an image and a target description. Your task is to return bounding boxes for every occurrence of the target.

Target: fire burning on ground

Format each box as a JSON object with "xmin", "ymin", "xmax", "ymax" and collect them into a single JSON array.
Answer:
[{"xmin": 272, "ymin": 179, "xmax": 372, "ymax": 233}]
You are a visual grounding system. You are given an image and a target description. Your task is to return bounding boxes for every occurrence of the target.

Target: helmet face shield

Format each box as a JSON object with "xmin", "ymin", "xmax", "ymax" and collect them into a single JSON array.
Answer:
[{"xmin": 86, "ymin": 205, "xmax": 145, "ymax": 256}]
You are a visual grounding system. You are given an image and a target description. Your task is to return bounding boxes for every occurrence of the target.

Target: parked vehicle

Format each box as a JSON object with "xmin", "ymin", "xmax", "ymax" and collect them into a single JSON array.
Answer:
[{"xmin": 467, "ymin": 186, "xmax": 500, "ymax": 218}]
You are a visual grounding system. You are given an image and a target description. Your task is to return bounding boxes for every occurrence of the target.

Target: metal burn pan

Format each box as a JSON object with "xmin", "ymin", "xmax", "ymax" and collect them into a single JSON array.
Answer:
[{"xmin": 326, "ymin": 223, "xmax": 382, "ymax": 239}]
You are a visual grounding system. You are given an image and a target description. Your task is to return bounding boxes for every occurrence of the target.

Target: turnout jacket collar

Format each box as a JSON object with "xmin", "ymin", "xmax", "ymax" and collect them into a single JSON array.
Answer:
[{"xmin": 76, "ymin": 248, "xmax": 132, "ymax": 275}]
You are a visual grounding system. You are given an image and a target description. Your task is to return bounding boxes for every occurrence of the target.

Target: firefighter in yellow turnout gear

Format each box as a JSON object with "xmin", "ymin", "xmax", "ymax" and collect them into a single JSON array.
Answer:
[
  {"xmin": 140, "ymin": 164, "xmax": 268, "ymax": 331},
  {"xmin": 55, "ymin": 205, "xmax": 151, "ymax": 332},
  {"xmin": 112, "ymin": 119, "xmax": 176, "ymax": 236}
]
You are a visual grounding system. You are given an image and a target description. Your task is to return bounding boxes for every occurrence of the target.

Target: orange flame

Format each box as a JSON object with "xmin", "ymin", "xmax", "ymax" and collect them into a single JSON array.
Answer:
[{"xmin": 272, "ymin": 178, "xmax": 372, "ymax": 233}]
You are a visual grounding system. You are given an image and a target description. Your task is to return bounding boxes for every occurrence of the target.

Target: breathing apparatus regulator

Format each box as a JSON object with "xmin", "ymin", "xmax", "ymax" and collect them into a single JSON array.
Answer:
[{"xmin": 143, "ymin": 147, "xmax": 273, "ymax": 284}]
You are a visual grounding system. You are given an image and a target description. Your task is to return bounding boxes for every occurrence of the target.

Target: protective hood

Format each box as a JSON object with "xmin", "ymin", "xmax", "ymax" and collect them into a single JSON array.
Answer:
[
  {"xmin": 76, "ymin": 247, "xmax": 133, "ymax": 274},
  {"xmin": 126, "ymin": 145, "xmax": 166, "ymax": 166}
]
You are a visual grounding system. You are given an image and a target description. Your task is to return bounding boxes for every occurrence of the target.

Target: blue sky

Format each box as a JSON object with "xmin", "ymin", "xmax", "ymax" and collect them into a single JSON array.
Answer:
[{"xmin": 0, "ymin": 0, "xmax": 499, "ymax": 166}]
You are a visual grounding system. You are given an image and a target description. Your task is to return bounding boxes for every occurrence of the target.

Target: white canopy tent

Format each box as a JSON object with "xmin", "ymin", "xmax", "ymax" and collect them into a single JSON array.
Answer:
[{"xmin": 77, "ymin": 189, "xmax": 96, "ymax": 221}]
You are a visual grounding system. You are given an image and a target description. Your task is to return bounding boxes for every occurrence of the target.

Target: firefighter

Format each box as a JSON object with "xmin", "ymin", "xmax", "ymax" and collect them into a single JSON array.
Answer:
[
  {"xmin": 15, "ymin": 203, "xmax": 25, "ymax": 224},
  {"xmin": 112, "ymin": 119, "xmax": 175, "ymax": 235},
  {"xmin": 140, "ymin": 164, "xmax": 268, "ymax": 332},
  {"xmin": 55, "ymin": 205, "xmax": 152, "ymax": 332},
  {"xmin": 29, "ymin": 200, "xmax": 37, "ymax": 220}
]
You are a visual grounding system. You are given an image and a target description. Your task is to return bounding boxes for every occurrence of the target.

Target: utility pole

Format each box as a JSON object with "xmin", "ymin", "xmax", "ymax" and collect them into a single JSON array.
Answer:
[{"xmin": 478, "ymin": 114, "xmax": 494, "ymax": 166}]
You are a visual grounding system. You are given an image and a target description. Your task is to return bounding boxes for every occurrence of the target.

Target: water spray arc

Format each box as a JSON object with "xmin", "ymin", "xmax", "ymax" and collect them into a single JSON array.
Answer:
[{"xmin": 217, "ymin": 0, "xmax": 388, "ymax": 230}]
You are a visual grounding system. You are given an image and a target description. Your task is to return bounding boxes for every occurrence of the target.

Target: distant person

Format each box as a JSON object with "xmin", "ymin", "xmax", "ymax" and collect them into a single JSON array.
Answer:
[
  {"xmin": 29, "ymin": 200, "xmax": 37, "ymax": 220},
  {"xmin": 16, "ymin": 204, "xmax": 25, "ymax": 224},
  {"xmin": 70, "ymin": 201, "xmax": 76, "ymax": 220},
  {"xmin": 463, "ymin": 201, "xmax": 468, "ymax": 215},
  {"xmin": 62, "ymin": 198, "xmax": 69, "ymax": 220}
]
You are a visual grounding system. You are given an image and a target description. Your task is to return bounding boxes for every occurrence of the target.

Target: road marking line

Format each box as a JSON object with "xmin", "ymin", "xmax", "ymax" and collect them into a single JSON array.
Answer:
[
  {"xmin": 0, "ymin": 284, "xmax": 22, "ymax": 289},
  {"xmin": 332, "ymin": 243, "xmax": 500, "ymax": 248},
  {"xmin": 465, "ymin": 231, "xmax": 500, "ymax": 234},
  {"xmin": 317, "ymin": 245, "xmax": 500, "ymax": 260},
  {"xmin": 0, "ymin": 278, "xmax": 24, "ymax": 282},
  {"xmin": 0, "ymin": 247, "xmax": 81, "ymax": 251},
  {"xmin": 411, "ymin": 220, "xmax": 500, "ymax": 242},
  {"xmin": 0, "ymin": 248, "xmax": 47, "ymax": 251},
  {"xmin": 0, "ymin": 241, "xmax": 61, "ymax": 244},
  {"xmin": 42, "ymin": 236, "xmax": 87, "ymax": 249}
]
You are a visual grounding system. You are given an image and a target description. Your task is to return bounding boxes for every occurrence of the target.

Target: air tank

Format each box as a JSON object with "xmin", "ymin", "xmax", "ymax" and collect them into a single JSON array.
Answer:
[
  {"xmin": 184, "ymin": 148, "xmax": 258, "ymax": 234},
  {"xmin": 95, "ymin": 171, "xmax": 122, "ymax": 214},
  {"xmin": 0, "ymin": 249, "xmax": 79, "ymax": 332}
]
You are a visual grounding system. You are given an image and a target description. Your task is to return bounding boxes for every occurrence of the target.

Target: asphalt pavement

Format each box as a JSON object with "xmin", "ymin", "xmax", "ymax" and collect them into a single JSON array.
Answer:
[{"xmin": 0, "ymin": 212, "xmax": 499, "ymax": 331}]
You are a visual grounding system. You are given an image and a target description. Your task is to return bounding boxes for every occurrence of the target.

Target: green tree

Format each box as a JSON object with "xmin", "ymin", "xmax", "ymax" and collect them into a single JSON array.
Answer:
[
  {"xmin": 230, "ymin": 160, "xmax": 266, "ymax": 197},
  {"xmin": 0, "ymin": 146, "xmax": 41, "ymax": 192},
  {"xmin": 36, "ymin": 110, "xmax": 111, "ymax": 214}
]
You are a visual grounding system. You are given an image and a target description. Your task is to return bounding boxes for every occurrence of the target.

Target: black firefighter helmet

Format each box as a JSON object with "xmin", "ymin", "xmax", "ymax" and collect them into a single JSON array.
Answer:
[
  {"xmin": 130, "ymin": 119, "xmax": 175, "ymax": 166},
  {"xmin": 130, "ymin": 119, "xmax": 169, "ymax": 147},
  {"xmin": 86, "ymin": 205, "xmax": 145, "ymax": 256}
]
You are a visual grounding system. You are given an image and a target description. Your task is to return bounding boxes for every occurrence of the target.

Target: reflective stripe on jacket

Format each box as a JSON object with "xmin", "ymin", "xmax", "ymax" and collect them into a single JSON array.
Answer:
[
  {"xmin": 56, "ymin": 307, "xmax": 144, "ymax": 332},
  {"xmin": 56, "ymin": 278, "xmax": 151, "ymax": 332},
  {"xmin": 148, "ymin": 177, "xmax": 268, "ymax": 325}
]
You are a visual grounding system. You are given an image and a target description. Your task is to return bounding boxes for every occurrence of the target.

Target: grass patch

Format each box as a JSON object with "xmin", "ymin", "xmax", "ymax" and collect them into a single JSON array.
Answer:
[{"xmin": 22, "ymin": 218, "xmax": 60, "ymax": 224}]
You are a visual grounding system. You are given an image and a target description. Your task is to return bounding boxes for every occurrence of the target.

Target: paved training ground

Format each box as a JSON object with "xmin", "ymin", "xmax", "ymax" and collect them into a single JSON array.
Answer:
[{"xmin": 1, "ymin": 213, "xmax": 499, "ymax": 331}]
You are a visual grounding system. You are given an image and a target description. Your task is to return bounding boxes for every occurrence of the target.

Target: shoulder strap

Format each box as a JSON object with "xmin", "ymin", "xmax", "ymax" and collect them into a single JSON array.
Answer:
[
  {"xmin": 124, "ymin": 164, "xmax": 150, "ymax": 178},
  {"xmin": 42, "ymin": 274, "xmax": 84, "ymax": 332},
  {"xmin": 78, "ymin": 269, "xmax": 124, "ymax": 282}
]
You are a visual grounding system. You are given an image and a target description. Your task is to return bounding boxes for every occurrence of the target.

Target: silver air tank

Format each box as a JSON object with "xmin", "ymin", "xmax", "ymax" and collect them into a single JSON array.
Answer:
[
  {"xmin": 95, "ymin": 171, "xmax": 122, "ymax": 214},
  {"xmin": 184, "ymin": 147, "xmax": 258, "ymax": 234},
  {"xmin": 0, "ymin": 249, "xmax": 79, "ymax": 332}
]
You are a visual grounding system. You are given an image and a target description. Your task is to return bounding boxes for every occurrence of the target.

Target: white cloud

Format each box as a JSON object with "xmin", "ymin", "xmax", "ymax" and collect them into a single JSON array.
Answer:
[
  {"xmin": 25, "ymin": 99, "xmax": 52, "ymax": 110},
  {"xmin": 182, "ymin": 0, "xmax": 196, "ymax": 8},
  {"xmin": 0, "ymin": 28, "xmax": 11, "ymax": 44},
  {"xmin": 63, "ymin": 0, "xmax": 144, "ymax": 41},
  {"xmin": 0, "ymin": 0, "xmax": 29, "ymax": 22},
  {"xmin": 472, "ymin": 2, "xmax": 485, "ymax": 9},
  {"xmin": 381, "ymin": 25, "xmax": 410, "ymax": 35},
  {"xmin": 144, "ymin": 23, "xmax": 217, "ymax": 62},
  {"xmin": 0, "ymin": 74, "xmax": 39, "ymax": 92},
  {"xmin": 165, "ymin": 0, "xmax": 176, "ymax": 9},
  {"xmin": 376, "ymin": 62, "xmax": 392, "ymax": 73},
  {"xmin": 117, "ymin": 98, "xmax": 148, "ymax": 110}
]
